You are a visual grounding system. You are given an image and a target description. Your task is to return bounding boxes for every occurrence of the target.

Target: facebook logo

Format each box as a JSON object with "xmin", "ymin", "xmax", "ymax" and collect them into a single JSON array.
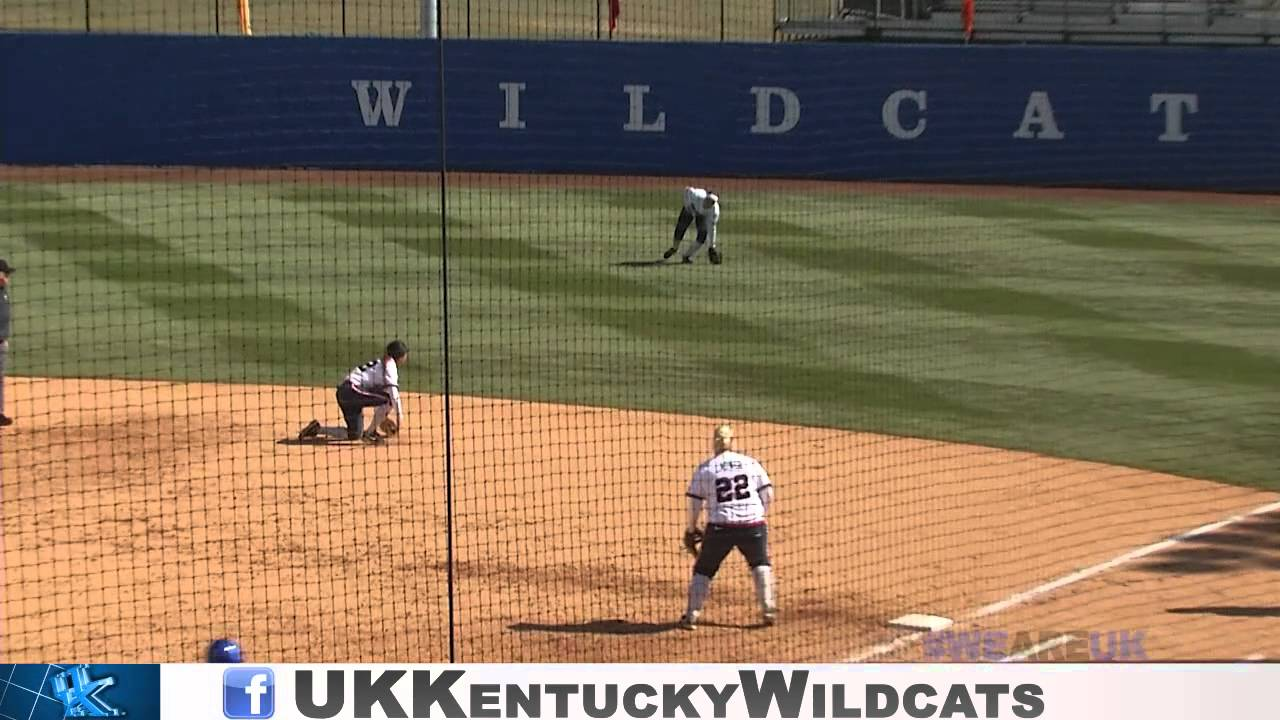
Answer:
[{"xmin": 223, "ymin": 668, "xmax": 274, "ymax": 719}]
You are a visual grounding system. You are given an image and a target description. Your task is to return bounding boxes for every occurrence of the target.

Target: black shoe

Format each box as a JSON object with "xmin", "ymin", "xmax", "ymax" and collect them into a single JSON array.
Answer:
[
  {"xmin": 361, "ymin": 431, "xmax": 385, "ymax": 445},
  {"xmin": 681, "ymin": 257, "xmax": 693, "ymax": 264},
  {"xmin": 298, "ymin": 419, "xmax": 321, "ymax": 439},
  {"xmin": 346, "ymin": 430, "xmax": 361, "ymax": 441},
  {"xmin": 663, "ymin": 248, "xmax": 677, "ymax": 260},
  {"xmin": 708, "ymin": 248, "xmax": 722, "ymax": 265},
  {"xmin": 0, "ymin": 415, "xmax": 11, "ymax": 427}
]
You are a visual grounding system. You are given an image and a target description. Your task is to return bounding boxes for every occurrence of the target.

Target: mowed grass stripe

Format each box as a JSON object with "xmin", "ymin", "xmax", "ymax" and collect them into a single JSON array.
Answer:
[
  {"xmin": 1045, "ymin": 333, "xmax": 1280, "ymax": 389},
  {"xmin": 1038, "ymin": 226, "xmax": 1222, "ymax": 253},
  {"xmin": 6, "ymin": 179, "xmax": 1280, "ymax": 489},
  {"xmin": 1178, "ymin": 261, "xmax": 1280, "ymax": 291},
  {"xmin": 890, "ymin": 284, "xmax": 1121, "ymax": 323},
  {"xmin": 8, "ymin": 205, "xmax": 243, "ymax": 286}
]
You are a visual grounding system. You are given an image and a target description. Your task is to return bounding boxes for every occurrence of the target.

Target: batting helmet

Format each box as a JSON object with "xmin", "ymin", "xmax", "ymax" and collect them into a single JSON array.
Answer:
[{"xmin": 207, "ymin": 638, "xmax": 243, "ymax": 663}]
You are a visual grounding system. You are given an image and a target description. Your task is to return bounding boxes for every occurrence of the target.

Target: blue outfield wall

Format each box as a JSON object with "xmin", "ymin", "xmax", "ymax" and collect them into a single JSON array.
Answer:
[{"xmin": 1, "ymin": 33, "xmax": 1278, "ymax": 190}]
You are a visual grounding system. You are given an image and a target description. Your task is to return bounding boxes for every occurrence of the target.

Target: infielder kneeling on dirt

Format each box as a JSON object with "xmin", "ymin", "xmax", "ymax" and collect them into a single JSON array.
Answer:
[
  {"xmin": 299, "ymin": 340, "xmax": 408, "ymax": 444},
  {"xmin": 680, "ymin": 424, "xmax": 776, "ymax": 629},
  {"xmin": 663, "ymin": 186, "xmax": 722, "ymax": 265}
]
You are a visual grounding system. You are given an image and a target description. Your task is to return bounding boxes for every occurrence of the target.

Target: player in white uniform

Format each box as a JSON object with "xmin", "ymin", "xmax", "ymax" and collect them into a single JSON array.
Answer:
[
  {"xmin": 298, "ymin": 340, "xmax": 407, "ymax": 444},
  {"xmin": 679, "ymin": 424, "xmax": 776, "ymax": 629},
  {"xmin": 662, "ymin": 187, "xmax": 722, "ymax": 265}
]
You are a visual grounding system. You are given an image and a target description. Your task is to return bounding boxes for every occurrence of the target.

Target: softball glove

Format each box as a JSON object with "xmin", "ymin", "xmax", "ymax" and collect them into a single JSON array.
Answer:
[
  {"xmin": 378, "ymin": 416, "xmax": 400, "ymax": 436},
  {"xmin": 683, "ymin": 528, "xmax": 703, "ymax": 557}
]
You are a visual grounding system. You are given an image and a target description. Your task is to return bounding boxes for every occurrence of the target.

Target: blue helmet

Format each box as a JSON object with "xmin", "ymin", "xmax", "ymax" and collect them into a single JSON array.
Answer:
[{"xmin": 207, "ymin": 638, "xmax": 243, "ymax": 663}]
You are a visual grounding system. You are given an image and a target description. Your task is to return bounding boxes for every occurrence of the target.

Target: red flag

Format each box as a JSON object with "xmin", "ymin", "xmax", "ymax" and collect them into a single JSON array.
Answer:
[
  {"xmin": 609, "ymin": 0, "xmax": 621, "ymax": 37},
  {"xmin": 961, "ymin": 0, "xmax": 974, "ymax": 41}
]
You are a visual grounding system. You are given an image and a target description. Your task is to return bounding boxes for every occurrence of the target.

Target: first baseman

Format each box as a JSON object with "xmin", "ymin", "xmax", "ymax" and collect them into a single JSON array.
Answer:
[
  {"xmin": 299, "ymin": 340, "xmax": 408, "ymax": 444},
  {"xmin": 0, "ymin": 258, "xmax": 13, "ymax": 427},
  {"xmin": 663, "ymin": 187, "xmax": 722, "ymax": 265},
  {"xmin": 680, "ymin": 424, "xmax": 776, "ymax": 629}
]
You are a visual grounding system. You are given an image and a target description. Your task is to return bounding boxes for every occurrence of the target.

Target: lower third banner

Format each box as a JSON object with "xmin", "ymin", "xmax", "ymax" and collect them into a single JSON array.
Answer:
[{"xmin": 158, "ymin": 663, "xmax": 1265, "ymax": 719}]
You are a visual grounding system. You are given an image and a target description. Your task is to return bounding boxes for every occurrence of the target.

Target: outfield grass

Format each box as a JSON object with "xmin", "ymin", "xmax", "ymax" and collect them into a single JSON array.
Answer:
[
  {"xmin": 4, "ymin": 179, "xmax": 1280, "ymax": 490},
  {"xmin": 0, "ymin": 0, "xmax": 785, "ymax": 41}
]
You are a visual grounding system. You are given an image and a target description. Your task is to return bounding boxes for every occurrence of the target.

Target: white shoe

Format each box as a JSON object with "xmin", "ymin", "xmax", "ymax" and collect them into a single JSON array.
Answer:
[{"xmin": 678, "ymin": 614, "xmax": 697, "ymax": 631}]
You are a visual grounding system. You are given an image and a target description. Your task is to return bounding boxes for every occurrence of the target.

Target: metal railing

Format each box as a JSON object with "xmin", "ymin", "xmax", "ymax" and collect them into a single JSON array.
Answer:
[
  {"xmin": 0, "ymin": 0, "xmax": 780, "ymax": 41},
  {"xmin": 777, "ymin": 0, "xmax": 1280, "ymax": 42}
]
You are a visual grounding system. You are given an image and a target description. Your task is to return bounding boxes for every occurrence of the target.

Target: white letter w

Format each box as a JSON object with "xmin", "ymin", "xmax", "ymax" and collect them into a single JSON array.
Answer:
[{"xmin": 352, "ymin": 80, "xmax": 413, "ymax": 127}]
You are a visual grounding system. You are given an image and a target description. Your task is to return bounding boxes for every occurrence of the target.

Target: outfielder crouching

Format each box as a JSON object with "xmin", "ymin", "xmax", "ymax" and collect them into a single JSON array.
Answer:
[
  {"xmin": 680, "ymin": 424, "xmax": 777, "ymax": 629},
  {"xmin": 663, "ymin": 187, "xmax": 722, "ymax": 265}
]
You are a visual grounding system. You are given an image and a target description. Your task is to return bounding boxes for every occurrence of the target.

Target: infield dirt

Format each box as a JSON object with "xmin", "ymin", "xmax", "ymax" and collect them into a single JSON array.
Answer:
[{"xmin": 4, "ymin": 375, "xmax": 1277, "ymax": 662}]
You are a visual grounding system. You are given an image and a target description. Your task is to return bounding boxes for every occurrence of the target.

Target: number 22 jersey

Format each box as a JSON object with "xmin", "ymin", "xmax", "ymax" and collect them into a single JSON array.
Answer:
[{"xmin": 687, "ymin": 450, "xmax": 773, "ymax": 527}]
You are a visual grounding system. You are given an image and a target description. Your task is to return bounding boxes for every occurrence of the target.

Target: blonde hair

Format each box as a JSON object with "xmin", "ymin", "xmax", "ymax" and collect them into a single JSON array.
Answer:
[{"xmin": 713, "ymin": 424, "xmax": 734, "ymax": 452}]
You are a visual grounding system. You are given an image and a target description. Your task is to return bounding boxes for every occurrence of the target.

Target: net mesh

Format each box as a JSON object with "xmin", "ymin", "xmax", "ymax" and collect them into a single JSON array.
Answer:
[{"xmin": 2, "ymin": 0, "xmax": 1279, "ymax": 665}]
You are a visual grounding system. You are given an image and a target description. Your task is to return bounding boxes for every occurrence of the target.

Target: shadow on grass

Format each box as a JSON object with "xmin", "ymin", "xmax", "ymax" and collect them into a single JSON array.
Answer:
[{"xmin": 615, "ymin": 259, "xmax": 675, "ymax": 268}]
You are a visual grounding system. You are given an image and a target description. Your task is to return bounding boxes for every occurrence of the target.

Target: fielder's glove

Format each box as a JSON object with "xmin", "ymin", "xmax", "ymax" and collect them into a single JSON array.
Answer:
[
  {"xmin": 683, "ymin": 528, "xmax": 703, "ymax": 557},
  {"xmin": 378, "ymin": 416, "xmax": 400, "ymax": 437}
]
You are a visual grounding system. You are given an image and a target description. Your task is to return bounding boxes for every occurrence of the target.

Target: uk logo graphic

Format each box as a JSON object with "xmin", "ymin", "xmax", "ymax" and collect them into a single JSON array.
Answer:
[
  {"xmin": 50, "ymin": 665, "xmax": 125, "ymax": 717},
  {"xmin": 223, "ymin": 668, "xmax": 275, "ymax": 719}
]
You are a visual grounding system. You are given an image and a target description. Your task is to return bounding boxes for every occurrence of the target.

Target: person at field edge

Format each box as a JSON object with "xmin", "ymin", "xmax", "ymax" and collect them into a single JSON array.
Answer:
[
  {"xmin": 0, "ymin": 259, "xmax": 14, "ymax": 427},
  {"xmin": 663, "ymin": 187, "xmax": 722, "ymax": 265},
  {"xmin": 206, "ymin": 638, "xmax": 244, "ymax": 663},
  {"xmin": 679, "ymin": 424, "xmax": 776, "ymax": 630},
  {"xmin": 298, "ymin": 340, "xmax": 408, "ymax": 445}
]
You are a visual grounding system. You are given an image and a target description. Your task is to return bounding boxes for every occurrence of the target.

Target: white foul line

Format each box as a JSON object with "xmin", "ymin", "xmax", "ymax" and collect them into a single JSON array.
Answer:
[
  {"xmin": 847, "ymin": 497, "xmax": 1280, "ymax": 662},
  {"xmin": 846, "ymin": 633, "xmax": 926, "ymax": 663},
  {"xmin": 999, "ymin": 634, "xmax": 1077, "ymax": 663}
]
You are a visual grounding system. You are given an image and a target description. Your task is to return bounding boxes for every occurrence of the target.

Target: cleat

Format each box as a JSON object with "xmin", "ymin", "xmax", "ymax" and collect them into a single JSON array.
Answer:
[
  {"xmin": 681, "ymin": 257, "xmax": 693, "ymax": 264},
  {"xmin": 708, "ymin": 248, "xmax": 722, "ymax": 265},
  {"xmin": 361, "ymin": 430, "xmax": 385, "ymax": 445},
  {"xmin": 762, "ymin": 609, "xmax": 777, "ymax": 627},
  {"xmin": 678, "ymin": 614, "xmax": 697, "ymax": 631},
  {"xmin": 0, "ymin": 415, "xmax": 12, "ymax": 427},
  {"xmin": 663, "ymin": 248, "xmax": 677, "ymax": 260},
  {"xmin": 298, "ymin": 419, "xmax": 321, "ymax": 440}
]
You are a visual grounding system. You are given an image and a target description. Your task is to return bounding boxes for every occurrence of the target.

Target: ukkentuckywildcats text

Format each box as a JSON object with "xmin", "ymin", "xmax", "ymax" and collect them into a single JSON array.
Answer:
[{"xmin": 275, "ymin": 669, "xmax": 1045, "ymax": 719}]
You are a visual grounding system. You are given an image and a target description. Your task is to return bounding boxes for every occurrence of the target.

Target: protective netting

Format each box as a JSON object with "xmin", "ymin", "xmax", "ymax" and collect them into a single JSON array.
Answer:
[{"xmin": 2, "ymin": 0, "xmax": 1279, "ymax": 665}]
